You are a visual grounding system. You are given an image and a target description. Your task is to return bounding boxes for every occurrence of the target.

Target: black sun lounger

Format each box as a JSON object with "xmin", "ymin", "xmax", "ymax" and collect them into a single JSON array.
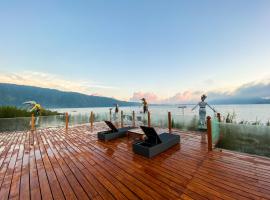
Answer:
[
  {"xmin": 97, "ymin": 121, "xmax": 134, "ymax": 141},
  {"xmin": 132, "ymin": 126, "xmax": 180, "ymax": 158}
]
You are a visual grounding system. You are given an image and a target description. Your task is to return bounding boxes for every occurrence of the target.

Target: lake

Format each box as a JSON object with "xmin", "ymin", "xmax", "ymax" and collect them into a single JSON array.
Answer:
[{"xmin": 53, "ymin": 104, "xmax": 270, "ymax": 124}]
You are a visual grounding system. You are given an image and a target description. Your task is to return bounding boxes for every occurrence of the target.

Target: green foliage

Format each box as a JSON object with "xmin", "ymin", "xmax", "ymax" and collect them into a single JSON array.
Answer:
[
  {"xmin": 0, "ymin": 106, "xmax": 59, "ymax": 118},
  {"xmin": 225, "ymin": 112, "xmax": 236, "ymax": 123},
  {"xmin": 187, "ymin": 116, "xmax": 199, "ymax": 130},
  {"xmin": 171, "ymin": 119, "xmax": 175, "ymax": 128},
  {"xmin": 39, "ymin": 109, "xmax": 59, "ymax": 116},
  {"xmin": 217, "ymin": 123, "xmax": 270, "ymax": 157},
  {"xmin": 0, "ymin": 106, "xmax": 31, "ymax": 118},
  {"xmin": 170, "ymin": 116, "xmax": 198, "ymax": 131},
  {"xmin": 224, "ymin": 112, "xmax": 269, "ymax": 126}
]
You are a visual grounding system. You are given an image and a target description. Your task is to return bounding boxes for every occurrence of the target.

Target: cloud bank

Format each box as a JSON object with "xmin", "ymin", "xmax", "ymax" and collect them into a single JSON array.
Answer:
[
  {"xmin": 0, "ymin": 71, "xmax": 117, "ymax": 95},
  {"xmin": 1, "ymin": 71, "xmax": 269, "ymax": 104},
  {"xmin": 130, "ymin": 80, "xmax": 270, "ymax": 104}
]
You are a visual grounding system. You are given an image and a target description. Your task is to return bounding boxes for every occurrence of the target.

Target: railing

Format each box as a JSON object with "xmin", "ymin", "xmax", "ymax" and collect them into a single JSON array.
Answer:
[
  {"xmin": 0, "ymin": 116, "xmax": 34, "ymax": 132},
  {"xmin": 207, "ymin": 114, "xmax": 270, "ymax": 157},
  {"xmin": 0, "ymin": 114, "xmax": 68, "ymax": 132},
  {"xmin": 1, "ymin": 110, "xmax": 269, "ymax": 157},
  {"xmin": 211, "ymin": 115, "xmax": 221, "ymax": 145},
  {"xmin": 0, "ymin": 110, "xmax": 209, "ymax": 136},
  {"xmin": 217, "ymin": 122, "xmax": 270, "ymax": 157},
  {"xmin": 0, "ymin": 110, "xmax": 198, "ymax": 131}
]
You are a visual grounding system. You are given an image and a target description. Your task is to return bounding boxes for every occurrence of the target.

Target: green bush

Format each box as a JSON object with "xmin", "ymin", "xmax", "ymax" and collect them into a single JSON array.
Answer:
[
  {"xmin": 0, "ymin": 106, "xmax": 59, "ymax": 118},
  {"xmin": 216, "ymin": 123, "xmax": 270, "ymax": 157}
]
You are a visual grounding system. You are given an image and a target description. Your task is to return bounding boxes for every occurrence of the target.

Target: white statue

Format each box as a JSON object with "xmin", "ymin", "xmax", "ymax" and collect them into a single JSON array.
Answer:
[{"xmin": 192, "ymin": 94, "xmax": 216, "ymax": 128}]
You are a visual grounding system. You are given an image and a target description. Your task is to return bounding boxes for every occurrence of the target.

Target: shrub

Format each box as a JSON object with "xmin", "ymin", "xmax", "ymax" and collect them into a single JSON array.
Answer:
[{"xmin": 0, "ymin": 106, "xmax": 59, "ymax": 118}]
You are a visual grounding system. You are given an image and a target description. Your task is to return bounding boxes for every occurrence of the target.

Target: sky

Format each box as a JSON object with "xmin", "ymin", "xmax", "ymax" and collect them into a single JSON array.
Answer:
[{"xmin": 0, "ymin": 0, "xmax": 270, "ymax": 103}]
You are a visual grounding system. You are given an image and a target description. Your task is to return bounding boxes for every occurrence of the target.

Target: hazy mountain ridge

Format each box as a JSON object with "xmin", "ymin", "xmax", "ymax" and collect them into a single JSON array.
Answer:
[
  {"xmin": 209, "ymin": 97, "xmax": 270, "ymax": 104},
  {"xmin": 0, "ymin": 83, "xmax": 269, "ymax": 108},
  {"xmin": 0, "ymin": 83, "xmax": 138, "ymax": 108}
]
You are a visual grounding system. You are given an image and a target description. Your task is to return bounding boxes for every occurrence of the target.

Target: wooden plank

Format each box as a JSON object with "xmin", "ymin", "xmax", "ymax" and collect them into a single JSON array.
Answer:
[
  {"xmin": 0, "ymin": 131, "xmax": 24, "ymax": 200},
  {"xmin": 35, "ymin": 130, "xmax": 66, "ymax": 200},
  {"xmin": 83, "ymin": 135, "xmax": 186, "ymax": 198},
  {"xmin": 44, "ymin": 130, "xmax": 114, "ymax": 200},
  {"xmin": 35, "ymin": 130, "xmax": 77, "ymax": 200},
  {"xmin": 0, "ymin": 124, "xmax": 270, "ymax": 200},
  {"xmin": 34, "ymin": 131, "xmax": 54, "ymax": 200},
  {"xmin": 36, "ymin": 130, "xmax": 88, "ymax": 200},
  {"xmin": 42, "ymin": 129, "xmax": 100, "ymax": 199},
  {"xmin": 29, "ymin": 131, "xmax": 41, "ymax": 200},
  {"xmin": 0, "ymin": 132, "xmax": 18, "ymax": 182},
  {"xmin": 48, "ymin": 129, "xmax": 127, "ymax": 200},
  {"xmin": 19, "ymin": 131, "xmax": 30, "ymax": 200},
  {"xmin": 53, "ymin": 130, "xmax": 155, "ymax": 200},
  {"xmin": 9, "ymin": 132, "xmax": 26, "ymax": 199},
  {"xmin": 64, "ymin": 127, "xmax": 200, "ymax": 199}
]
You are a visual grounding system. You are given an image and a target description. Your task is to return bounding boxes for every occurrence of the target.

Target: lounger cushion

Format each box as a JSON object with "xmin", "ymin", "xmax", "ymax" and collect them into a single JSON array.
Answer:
[
  {"xmin": 133, "ymin": 133, "xmax": 180, "ymax": 158},
  {"xmin": 98, "ymin": 126, "xmax": 134, "ymax": 141}
]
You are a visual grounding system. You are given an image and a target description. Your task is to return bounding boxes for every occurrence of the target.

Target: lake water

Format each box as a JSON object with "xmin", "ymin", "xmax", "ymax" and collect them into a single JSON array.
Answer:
[{"xmin": 53, "ymin": 104, "xmax": 270, "ymax": 124}]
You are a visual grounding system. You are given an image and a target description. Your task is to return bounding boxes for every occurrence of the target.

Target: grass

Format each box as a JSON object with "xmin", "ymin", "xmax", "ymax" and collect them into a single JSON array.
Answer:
[
  {"xmin": 172, "ymin": 115, "xmax": 199, "ymax": 131},
  {"xmin": 0, "ymin": 106, "xmax": 59, "ymax": 118},
  {"xmin": 0, "ymin": 106, "xmax": 61, "ymax": 132},
  {"xmin": 216, "ymin": 122, "xmax": 270, "ymax": 158}
]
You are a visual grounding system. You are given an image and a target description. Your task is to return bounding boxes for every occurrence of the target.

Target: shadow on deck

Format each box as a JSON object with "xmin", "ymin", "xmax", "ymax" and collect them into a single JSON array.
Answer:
[{"xmin": 0, "ymin": 122, "xmax": 270, "ymax": 200}]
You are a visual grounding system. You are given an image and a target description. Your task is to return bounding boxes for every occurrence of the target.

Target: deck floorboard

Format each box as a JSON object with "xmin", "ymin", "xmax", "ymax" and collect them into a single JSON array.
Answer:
[{"xmin": 0, "ymin": 123, "xmax": 269, "ymax": 200}]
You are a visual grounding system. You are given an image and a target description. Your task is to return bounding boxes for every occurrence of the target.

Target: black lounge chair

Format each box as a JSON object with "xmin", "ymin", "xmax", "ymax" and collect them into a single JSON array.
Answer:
[
  {"xmin": 133, "ymin": 126, "xmax": 180, "ymax": 158},
  {"xmin": 97, "ymin": 121, "xmax": 134, "ymax": 141}
]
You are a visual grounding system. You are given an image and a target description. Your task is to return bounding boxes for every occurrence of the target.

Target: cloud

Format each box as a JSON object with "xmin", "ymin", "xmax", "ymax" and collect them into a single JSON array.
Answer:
[
  {"xmin": 230, "ymin": 81, "xmax": 270, "ymax": 98},
  {"xmin": 130, "ymin": 79, "xmax": 270, "ymax": 104},
  {"xmin": 203, "ymin": 79, "xmax": 215, "ymax": 85},
  {"xmin": 0, "ymin": 71, "xmax": 117, "ymax": 95},
  {"xmin": 164, "ymin": 91, "xmax": 202, "ymax": 104},
  {"xmin": 130, "ymin": 92, "xmax": 160, "ymax": 103},
  {"xmin": 1, "ymin": 71, "xmax": 269, "ymax": 104},
  {"xmin": 130, "ymin": 90, "xmax": 202, "ymax": 104}
]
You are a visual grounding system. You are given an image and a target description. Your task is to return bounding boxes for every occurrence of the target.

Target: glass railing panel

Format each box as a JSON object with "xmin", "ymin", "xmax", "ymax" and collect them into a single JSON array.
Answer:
[
  {"xmin": 211, "ymin": 116, "xmax": 220, "ymax": 145},
  {"xmin": 216, "ymin": 123, "xmax": 270, "ymax": 157},
  {"xmin": 94, "ymin": 112, "xmax": 109, "ymax": 122},
  {"xmin": 171, "ymin": 114, "xmax": 199, "ymax": 131},
  {"xmin": 36, "ymin": 115, "xmax": 66, "ymax": 129},
  {"xmin": 0, "ymin": 117, "xmax": 32, "ymax": 132},
  {"xmin": 150, "ymin": 113, "xmax": 168, "ymax": 129},
  {"xmin": 68, "ymin": 114, "xmax": 90, "ymax": 126},
  {"xmin": 134, "ymin": 112, "xmax": 148, "ymax": 127},
  {"xmin": 122, "ymin": 111, "xmax": 133, "ymax": 126}
]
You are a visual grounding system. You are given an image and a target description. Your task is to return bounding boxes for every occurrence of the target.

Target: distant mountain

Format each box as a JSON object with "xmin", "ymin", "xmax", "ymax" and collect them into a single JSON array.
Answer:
[{"xmin": 0, "ymin": 83, "xmax": 138, "ymax": 108}]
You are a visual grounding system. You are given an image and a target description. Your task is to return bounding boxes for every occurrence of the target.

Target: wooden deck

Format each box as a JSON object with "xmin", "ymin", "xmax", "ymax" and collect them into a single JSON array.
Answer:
[{"xmin": 0, "ymin": 123, "xmax": 270, "ymax": 200}]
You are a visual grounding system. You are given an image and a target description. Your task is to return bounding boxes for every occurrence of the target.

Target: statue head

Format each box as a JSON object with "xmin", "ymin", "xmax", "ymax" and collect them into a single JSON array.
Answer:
[{"xmin": 201, "ymin": 94, "xmax": 207, "ymax": 101}]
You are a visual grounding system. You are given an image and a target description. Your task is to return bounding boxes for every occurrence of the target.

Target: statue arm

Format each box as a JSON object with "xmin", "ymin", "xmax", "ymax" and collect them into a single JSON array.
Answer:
[
  {"xmin": 206, "ymin": 103, "xmax": 216, "ymax": 112},
  {"xmin": 191, "ymin": 103, "xmax": 199, "ymax": 111},
  {"xmin": 30, "ymin": 105, "xmax": 36, "ymax": 112}
]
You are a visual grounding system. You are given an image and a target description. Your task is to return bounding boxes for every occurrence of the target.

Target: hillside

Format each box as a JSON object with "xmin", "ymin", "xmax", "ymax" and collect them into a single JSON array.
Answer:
[{"xmin": 0, "ymin": 83, "xmax": 138, "ymax": 108}]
